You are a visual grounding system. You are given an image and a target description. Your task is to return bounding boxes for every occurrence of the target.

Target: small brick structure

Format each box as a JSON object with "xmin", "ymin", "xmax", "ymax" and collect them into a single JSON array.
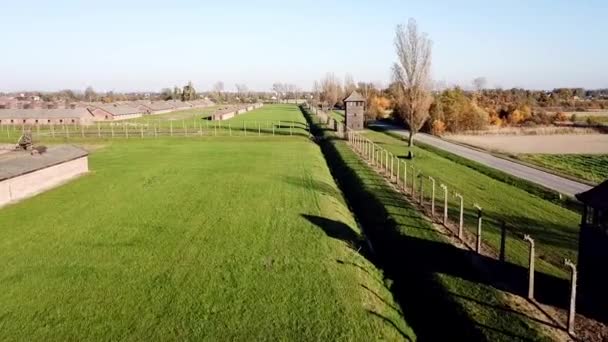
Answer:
[
  {"xmin": 0, "ymin": 145, "xmax": 89, "ymax": 207},
  {"xmin": 344, "ymin": 91, "xmax": 365, "ymax": 130}
]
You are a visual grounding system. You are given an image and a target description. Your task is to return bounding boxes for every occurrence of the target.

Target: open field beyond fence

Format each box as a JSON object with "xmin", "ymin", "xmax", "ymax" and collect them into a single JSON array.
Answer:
[
  {"xmin": 0, "ymin": 134, "xmax": 410, "ymax": 340},
  {"xmin": 518, "ymin": 154, "xmax": 608, "ymax": 184},
  {"xmin": 0, "ymin": 104, "xmax": 309, "ymax": 143},
  {"xmin": 446, "ymin": 133, "xmax": 608, "ymax": 154}
]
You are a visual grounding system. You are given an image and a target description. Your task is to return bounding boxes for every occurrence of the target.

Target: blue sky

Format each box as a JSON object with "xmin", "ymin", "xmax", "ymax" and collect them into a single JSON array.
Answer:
[{"xmin": 1, "ymin": 0, "xmax": 607, "ymax": 92}]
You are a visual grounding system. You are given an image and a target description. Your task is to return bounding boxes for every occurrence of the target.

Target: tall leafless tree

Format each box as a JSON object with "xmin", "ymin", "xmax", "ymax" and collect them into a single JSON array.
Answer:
[
  {"xmin": 320, "ymin": 73, "xmax": 341, "ymax": 111},
  {"xmin": 392, "ymin": 18, "xmax": 433, "ymax": 147},
  {"xmin": 472, "ymin": 77, "xmax": 487, "ymax": 92}
]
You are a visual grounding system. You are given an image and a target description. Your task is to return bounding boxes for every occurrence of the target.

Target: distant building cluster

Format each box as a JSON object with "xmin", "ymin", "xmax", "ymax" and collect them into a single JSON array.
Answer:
[{"xmin": 0, "ymin": 96, "xmax": 214, "ymax": 125}]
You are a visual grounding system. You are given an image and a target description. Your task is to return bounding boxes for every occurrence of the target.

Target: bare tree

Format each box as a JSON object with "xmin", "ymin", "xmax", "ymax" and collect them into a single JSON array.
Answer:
[
  {"xmin": 235, "ymin": 84, "xmax": 249, "ymax": 102},
  {"xmin": 392, "ymin": 18, "xmax": 433, "ymax": 147},
  {"xmin": 84, "ymin": 86, "xmax": 97, "ymax": 102},
  {"xmin": 320, "ymin": 73, "xmax": 342, "ymax": 111},
  {"xmin": 344, "ymin": 73, "xmax": 357, "ymax": 96},
  {"xmin": 213, "ymin": 81, "xmax": 224, "ymax": 100},
  {"xmin": 472, "ymin": 77, "xmax": 487, "ymax": 91}
]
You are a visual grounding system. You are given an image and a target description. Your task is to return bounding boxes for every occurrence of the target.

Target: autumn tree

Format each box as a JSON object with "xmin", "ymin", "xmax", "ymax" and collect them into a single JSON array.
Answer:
[
  {"xmin": 392, "ymin": 18, "xmax": 434, "ymax": 147},
  {"xmin": 181, "ymin": 81, "xmax": 196, "ymax": 101},
  {"xmin": 472, "ymin": 77, "xmax": 487, "ymax": 91}
]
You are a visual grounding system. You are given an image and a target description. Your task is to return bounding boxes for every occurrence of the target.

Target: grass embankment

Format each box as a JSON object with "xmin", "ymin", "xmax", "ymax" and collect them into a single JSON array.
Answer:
[
  {"xmin": 362, "ymin": 130, "xmax": 579, "ymax": 280},
  {"xmin": 330, "ymin": 110, "xmax": 345, "ymax": 123},
  {"xmin": 301, "ymin": 108, "xmax": 554, "ymax": 341},
  {"xmin": 518, "ymin": 154, "xmax": 608, "ymax": 184},
  {"xmin": 0, "ymin": 135, "xmax": 410, "ymax": 340},
  {"xmin": 0, "ymin": 104, "xmax": 308, "ymax": 143}
]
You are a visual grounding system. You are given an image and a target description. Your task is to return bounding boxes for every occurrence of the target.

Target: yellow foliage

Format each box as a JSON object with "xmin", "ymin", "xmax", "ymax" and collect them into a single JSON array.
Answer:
[
  {"xmin": 508, "ymin": 109, "xmax": 524, "ymax": 125},
  {"xmin": 489, "ymin": 114, "xmax": 503, "ymax": 127},
  {"xmin": 431, "ymin": 119, "xmax": 446, "ymax": 136}
]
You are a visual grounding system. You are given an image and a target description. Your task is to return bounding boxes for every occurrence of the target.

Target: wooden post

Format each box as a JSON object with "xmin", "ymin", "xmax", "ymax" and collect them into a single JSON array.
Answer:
[
  {"xmin": 170, "ymin": 121, "xmax": 173, "ymax": 136},
  {"xmin": 428, "ymin": 176, "xmax": 436, "ymax": 216},
  {"xmin": 229, "ymin": 123, "xmax": 232, "ymax": 136},
  {"xmin": 564, "ymin": 259, "xmax": 577, "ymax": 336},
  {"xmin": 140, "ymin": 125, "xmax": 144, "ymax": 138},
  {"xmin": 97, "ymin": 122, "xmax": 101, "ymax": 137},
  {"xmin": 523, "ymin": 235, "xmax": 535, "ymax": 300},
  {"xmin": 125, "ymin": 123, "xmax": 128, "ymax": 138},
  {"xmin": 111, "ymin": 124, "xmax": 114, "ymax": 138},
  {"xmin": 391, "ymin": 154, "xmax": 395, "ymax": 181},
  {"xmin": 455, "ymin": 193, "xmax": 464, "ymax": 238},
  {"xmin": 440, "ymin": 184, "xmax": 448, "ymax": 225},
  {"xmin": 474, "ymin": 204, "xmax": 483, "ymax": 254}
]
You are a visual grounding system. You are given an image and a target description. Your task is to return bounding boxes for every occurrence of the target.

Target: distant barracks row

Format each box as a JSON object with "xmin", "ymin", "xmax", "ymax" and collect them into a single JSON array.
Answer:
[{"xmin": 0, "ymin": 100, "xmax": 214, "ymax": 125}]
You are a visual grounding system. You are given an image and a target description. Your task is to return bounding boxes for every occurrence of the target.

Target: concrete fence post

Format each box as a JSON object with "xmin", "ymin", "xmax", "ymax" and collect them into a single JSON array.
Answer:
[
  {"xmin": 396, "ymin": 159, "xmax": 400, "ymax": 185},
  {"xmin": 474, "ymin": 204, "xmax": 483, "ymax": 254},
  {"xmin": 402, "ymin": 162, "xmax": 407, "ymax": 191},
  {"xmin": 111, "ymin": 124, "xmax": 114, "ymax": 138},
  {"xmin": 140, "ymin": 126, "xmax": 144, "ymax": 138},
  {"xmin": 440, "ymin": 184, "xmax": 448, "ymax": 225},
  {"xmin": 272, "ymin": 122, "xmax": 275, "ymax": 136},
  {"xmin": 229, "ymin": 123, "xmax": 232, "ymax": 136},
  {"xmin": 391, "ymin": 154, "xmax": 395, "ymax": 181},
  {"xmin": 170, "ymin": 121, "xmax": 173, "ymax": 136},
  {"xmin": 258, "ymin": 122, "xmax": 261, "ymax": 136},
  {"xmin": 419, "ymin": 175, "xmax": 424, "ymax": 204},
  {"xmin": 411, "ymin": 165, "xmax": 416, "ymax": 195},
  {"xmin": 564, "ymin": 259, "xmax": 577, "ymax": 336},
  {"xmin": 97, "ymin": 122, "xmax": 101, "ymax": 137},
  {"xmin": 125, "ymin": 123, "xmax": 128, "ymax": 139},
  {"xmin": 455, "ymin": 193, "xmax": 464, "ymax": 238},
  {"xmin": 499, "ymin": 221, "xmax": 507, "ymax": 262},
  {"xmin": 81, "ymin": 125, "xmax": 84, "ymax": 138},
  {"xmin": 523, "ymin": 235, "xmax": 535, "ymax": 300},
  {"xmin": 428, "ymin": 176, "xmax": 436, "ymax": 216}
]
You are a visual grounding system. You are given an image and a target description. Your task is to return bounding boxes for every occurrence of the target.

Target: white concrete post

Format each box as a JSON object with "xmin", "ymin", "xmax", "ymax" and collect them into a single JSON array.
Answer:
[
  {"xmin": 396, "ymin": 159, "xmax": 400, "ymax": 184},
  {"xmin": 258, "ymin": 122, "xmax": 261, "ymax": 136},
  {"xmin": 244, "ymin": 121, "xmax": 247, "ymax": 136},
  {"xmin": 140, "ymin": 125, "xmax": 144, "ymax": 138},
  {"xmin": 440, "ymin": 184, "xmax": 448, "ymax": 225},
  {"xmin": 81, "ymin": 124, "xmax": 84, "ymax": 138},
  {"xmin": 523, "ymin": 235, "xmax": 535, "ymax": 300},
  {"xmin": 97, "ymin": 122, "xmax": 101, "ymax": 137},
  {"xmin": 390, "ymin": 154, "xmax": 395, "ymax": 181},
  {"xmin": 419, "ymin": 175, "xmax": 424, "ymax": 204},
  {"xmin": 170, "ymin": 121, "xmax": 173, "ymax": 136},
  {"xmin": 402, "ymin": 162, "xmax": 407, "ymax": 191},
  {"xmin": 411, "ymin": 165, "xmax": 416, "ymax": 195},
  {"xmin": 564, "ymin": 259, "xmax": 577, "ymax": 336},
  {"xmin": 474, "ymin": 204, "xmax": 483, "ymax": 254},
  {"xmin": 125, "ymin": 123, "xmax": 128, "ymax": 139},
  {"xmin": 428, "ymin": 176, "xmax": 436, "ymax": 216},
  {"xmin": 272, "ymin": 123, "xmax": 275, "ymax": 136},
  {"xmin": 111, "ymin": 124, "xmax": 114, "ymax": 138},
  {"xmin": 454, "ymin": 193, "xmax": 464, "ymax": 238}
]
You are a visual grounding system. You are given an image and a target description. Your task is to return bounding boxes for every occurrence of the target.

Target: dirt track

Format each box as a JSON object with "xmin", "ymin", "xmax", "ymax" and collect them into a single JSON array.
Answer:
[{"xmin": 447, "ymin": 134, "xmax": 608, "ymax": 154}]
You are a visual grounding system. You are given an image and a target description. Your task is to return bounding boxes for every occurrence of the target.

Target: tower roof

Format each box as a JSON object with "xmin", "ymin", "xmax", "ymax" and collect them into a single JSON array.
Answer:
[
  {"xmin": 576, "ymin": 179, "xmax": 608, "ymax": 210},
  {"xmin": 343, "ymin": 91, "xmax": 366, "ymax": 102}
]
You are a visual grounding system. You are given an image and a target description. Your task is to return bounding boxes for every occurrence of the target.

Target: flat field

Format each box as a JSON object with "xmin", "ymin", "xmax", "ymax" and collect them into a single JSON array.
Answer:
[
  {"xmin": 519, "ymin": 154, "xmax": 608, "ymax": 184},
  {"xmin": 447, "ymin": 133, "xmax": 608, "ymax": 154},
  {"xmin": 361, "ymin": 130, "xmax": 580, "ymax": 279},
  {"xmin": 0, "ymin": 136, "xmax": 409, "ymax": 340}
]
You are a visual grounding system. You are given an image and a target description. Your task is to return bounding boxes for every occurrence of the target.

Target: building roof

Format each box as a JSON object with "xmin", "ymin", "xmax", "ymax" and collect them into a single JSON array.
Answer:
[
  {"xmin": 89, "ymin": 104, "xmax": 142, "ymax": 116},
  {"xmin": 0, "ymin": 108, "xmax": 93, "ymax": 119},
  {"xmin": 576, "ymin": 180, "xmax": 608, "ymax": 210},
  {"xmin": 0, "ymin": 145, "xmax": 88, "ymax": 181},
  {"xmin": 343, "ymin": 91, "xmax": 366, "ymax": 102}
]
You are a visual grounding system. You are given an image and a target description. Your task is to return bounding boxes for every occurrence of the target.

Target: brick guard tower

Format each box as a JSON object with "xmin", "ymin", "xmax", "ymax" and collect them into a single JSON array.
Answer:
[{"xmin": 343, "ymin": 91, "xmax": 365, "ymax": 130}]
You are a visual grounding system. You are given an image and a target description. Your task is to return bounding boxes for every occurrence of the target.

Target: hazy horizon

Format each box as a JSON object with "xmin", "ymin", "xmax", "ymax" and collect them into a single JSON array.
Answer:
[{"xmin": 2, "ymin": 0, "xmax": 607, "ymax": 93}]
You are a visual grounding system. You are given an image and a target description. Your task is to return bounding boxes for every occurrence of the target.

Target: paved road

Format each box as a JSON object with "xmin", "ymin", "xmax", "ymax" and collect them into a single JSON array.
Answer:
[{"xmin": 371, "ymin": 123, "xmax": 592, "ymax": 197}]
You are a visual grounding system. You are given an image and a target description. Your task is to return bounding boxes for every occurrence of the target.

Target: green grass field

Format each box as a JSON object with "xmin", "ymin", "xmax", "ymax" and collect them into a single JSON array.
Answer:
[
  {"xmin": 518, "ymin": 154, "xmax": 608, "ymax": 184},
  {"xmin": 302, "ymin": 108, "xmax": 555, "ymax": 341},
  {"xmin": 331, "ymin": 110, "xmax": 345, "ymax": 123},
  {"xmin": 0, "ymin": 104, "xmax": 309, "ymax": 143},
  {"xmin": 360, "ymin": 130, "xmax": 579, "ymax": 279},
  {"xmin": 0, "ymin": 136, "xmax": 410, "ymax": 338}
]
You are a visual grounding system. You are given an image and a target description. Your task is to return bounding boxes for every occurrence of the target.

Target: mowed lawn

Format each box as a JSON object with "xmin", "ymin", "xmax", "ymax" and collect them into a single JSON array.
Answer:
[
  {"xmin": 518, "ymin": 153, "xmax": 608, "ymax": 184},
  {"xmin": 0, "ymin": 137, "xmax": 410, "ymax": 340},
  {"xmin": 362, "ymin": 130, "xmax": 580, "ymax": 279}
]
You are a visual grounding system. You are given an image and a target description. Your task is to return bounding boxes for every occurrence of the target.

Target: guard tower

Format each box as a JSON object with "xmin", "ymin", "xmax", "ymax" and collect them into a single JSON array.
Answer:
[
  {"xmin": 575, "ymin": 180, "xmax": 608, "ymax": 321},
  {"xmin": 343, "ymin": 91, "xmax": 365, "ymax": 130}
]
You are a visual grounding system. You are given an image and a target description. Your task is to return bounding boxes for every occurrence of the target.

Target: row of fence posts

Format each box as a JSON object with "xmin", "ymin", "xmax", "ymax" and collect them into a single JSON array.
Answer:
[
  {"xmin": 6, "ymin": 119, "xmax": 308, "ymax": 139},
  {"xmin": 345, "ymin": 128, "xmax": 579, "ymax": 336}
]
